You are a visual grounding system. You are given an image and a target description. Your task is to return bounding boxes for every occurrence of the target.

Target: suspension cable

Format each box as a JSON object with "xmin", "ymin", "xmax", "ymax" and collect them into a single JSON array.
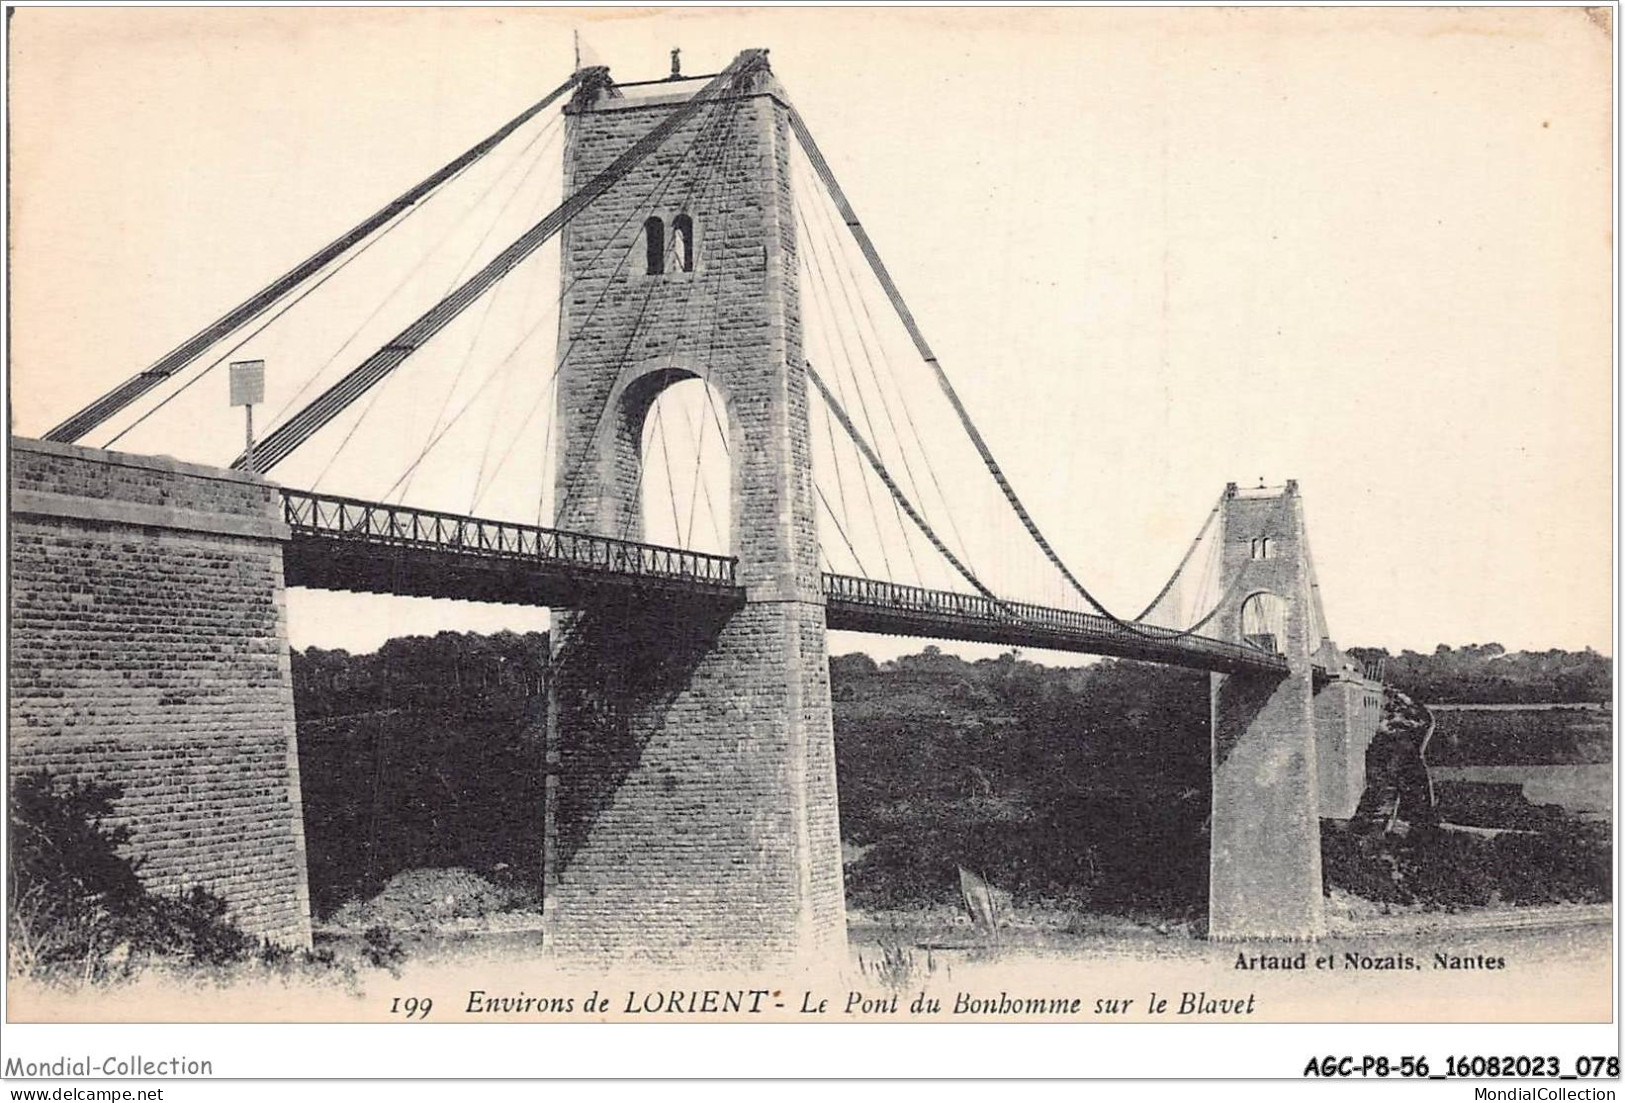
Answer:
[
  {"xmin": 47, "ymin": 71, "xmax": 583, "ymax": 444},
  {"xmin": 392, "ymin": 115, "xmax": 567, "ymax": 501},
  {"xmin": 239, "ymin": 51, "xmax": 767, "ymax": 475},
  {"xmin": 405, "ymin": 89, "xmax": 740, "ymax": 510},
  {"xmin": 1132, "ymin": 491, "xmax": 1225, "ymax": 622},
  {"xmin": 315, "ymin": 113, "xmax": 565, "ymax": 492},
  {"xmin": 271, "ymin": 108, "xmax": 566, "ymax": 434},
  {"xmin": 464, "ymin": 135, "xmax": 565, "ymax": 506},
  {"xmin": 791, "ymin": 99, "xmax": 1291, "ymax": 644},
  {"xmin": 100, "ymin": 185, "xmax": 438, "ymax": 450},
  {"xmin": 807, "ymin": 364, "xmax": 996, "ymax": 601},
  {"xmin": 787, "ymin": 103, "xmax": 1130, "ymax": 617},
  {"xmin": 816, "ymin": 482, "xmax": 870, "ymax": 577},
  {"xmin": 795, "ymin": 185, "xmax": 927, "ymax": 587},
  {"xmin": 803, "ymin": 259, "xmax": 895, "ymax": 582},
  {"xmin": 796, "ymin": 154, "xmax": 978, "ymax": 577}
]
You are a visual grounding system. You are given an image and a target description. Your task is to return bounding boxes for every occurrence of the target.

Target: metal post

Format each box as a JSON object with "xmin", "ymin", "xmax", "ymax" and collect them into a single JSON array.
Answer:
[
  {"xmin": 244, "ymin": 403, "xmax": 256, "ymax": 476},
  {"xmin": 229, "ymin": 360, "xmax": 265, "ymax": 476}
]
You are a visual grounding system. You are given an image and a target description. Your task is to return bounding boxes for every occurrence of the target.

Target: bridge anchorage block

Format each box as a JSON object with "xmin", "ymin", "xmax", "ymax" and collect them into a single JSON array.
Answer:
[{"xmin": 8, "ymin": 438, "xmax": 313, "ymax": 949}]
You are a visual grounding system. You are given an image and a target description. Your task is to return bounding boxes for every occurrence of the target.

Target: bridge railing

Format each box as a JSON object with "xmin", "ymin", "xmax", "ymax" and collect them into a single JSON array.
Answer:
[
  {"xmin": 821, "ymin": 573, "xmax": 1286, "ymax": 671},
  {"xmin": 282, "ymin": 489, "xmax": 737, "ymax": 588}
]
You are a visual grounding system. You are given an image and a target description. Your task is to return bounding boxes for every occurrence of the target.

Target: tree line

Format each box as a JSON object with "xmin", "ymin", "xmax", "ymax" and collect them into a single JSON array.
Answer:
[
  {"xmin": 288, "ymin": 634, "xmax": 1611, "ymax": 916},
  {"xmin": 1346, "ymin": 642, "xmax": 1610, "ymax": 704}
]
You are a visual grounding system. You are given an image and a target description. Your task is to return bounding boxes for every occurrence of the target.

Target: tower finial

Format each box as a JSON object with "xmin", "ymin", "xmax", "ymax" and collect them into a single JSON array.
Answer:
[{"xmin": 670, "ymin": 47, "xmax": 682, "ymax": 79}]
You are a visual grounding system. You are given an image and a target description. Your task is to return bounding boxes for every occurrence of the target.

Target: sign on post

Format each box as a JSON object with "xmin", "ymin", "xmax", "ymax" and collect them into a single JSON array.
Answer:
[
  {"xmin": 230, "ymin": 360, "xmax": 266, "ymax": 474},
  {"xmin": 229, "ymin": 360, "xmax": 265, "ymax": 407}
]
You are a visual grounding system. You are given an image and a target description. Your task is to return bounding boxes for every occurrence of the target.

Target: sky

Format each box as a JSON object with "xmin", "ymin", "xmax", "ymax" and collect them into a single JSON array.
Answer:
[{"xmin": 7, "ymin": 7, "xmax": 1614, "ymax": 659}]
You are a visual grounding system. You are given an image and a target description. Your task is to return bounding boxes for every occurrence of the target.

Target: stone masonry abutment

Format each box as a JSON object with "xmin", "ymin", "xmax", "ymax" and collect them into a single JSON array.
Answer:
[{"xmin": 9, "ymin": 436, "xmax": 312, "ymax": 947}]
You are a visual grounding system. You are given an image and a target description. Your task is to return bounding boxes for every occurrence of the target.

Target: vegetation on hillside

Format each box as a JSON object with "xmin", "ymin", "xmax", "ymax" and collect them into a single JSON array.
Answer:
[
  {"xmin": 7, "ymin": 772, "xmax": 417, "ymax": 986},
  {"xmin": 293, "ymin": 631, "xmax": 548, "ymax": 719},
  {"xmin": 8, "ymin": 774, "xmax": 254, "ymax": 982},
  {"xmin": 275, "ymin": 633, "xmax": 1613, "ymax": 921},
  {"xmin": 831, "ymin": 647, "xmax": 1211, "ymax": 915},
  {"xmin": 1351, "ymin": 688, "xmax": 1438, "ymax": 831},
  {"xmin": 1347, "ymin": 642, "xmax": 1611, "ymax": 704},
  {"xmin": 293, "ymin": 630, "xmax": 552, "ymax": 916},
  {"xmin": 9, "ymin": 631, "xmax": 1610, "ymax": 983},
  {"xmin": 1321, "ymin": 818, "xmax": 1610, "ymax": 911},
  {"xmin": 1427, "ymin": 707, "xmax": 1611, "ymax": 767}
]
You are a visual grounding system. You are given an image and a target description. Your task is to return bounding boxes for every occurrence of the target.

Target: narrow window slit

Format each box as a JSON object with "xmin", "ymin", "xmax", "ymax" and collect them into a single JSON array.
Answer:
[
  {"xmin": 672, "ymin": 213, "xmax": 695, "ymax": 272},
  {"xmin": 644, "ymin": 216, "xmax": 665, "ymax": 275}
]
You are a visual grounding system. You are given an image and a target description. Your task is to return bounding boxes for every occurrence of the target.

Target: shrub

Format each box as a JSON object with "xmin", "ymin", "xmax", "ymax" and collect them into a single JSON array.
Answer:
[
  {"xmin": 8, "ymin": 772, "xmax": 255, "ymax": 982},
  {"xmin": 856, "ymin": 940, "xmax": 937, "ymax": 990},
  {"xmin": 1321, "ymin": 817, "xmax": 1610, "ymax": 910},
  {"xmin": 361, "ymin": 925, "xmax": 405, "ymax": 975}
]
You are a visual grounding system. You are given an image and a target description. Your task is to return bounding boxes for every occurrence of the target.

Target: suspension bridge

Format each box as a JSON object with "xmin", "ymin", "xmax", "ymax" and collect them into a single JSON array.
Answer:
[{"xmin": 11, "ymin": 48, "xmax": 1382, "ymax": 960}]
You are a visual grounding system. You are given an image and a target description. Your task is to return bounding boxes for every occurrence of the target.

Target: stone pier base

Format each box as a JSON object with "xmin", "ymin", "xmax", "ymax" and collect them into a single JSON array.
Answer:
[
  {"xmin": 1209, "ymin": 668, "xmax": 1325, "ymax": 940},
  {"xmin": 544, "ymin": 595, "xmax": 844, "ymax": 965}
]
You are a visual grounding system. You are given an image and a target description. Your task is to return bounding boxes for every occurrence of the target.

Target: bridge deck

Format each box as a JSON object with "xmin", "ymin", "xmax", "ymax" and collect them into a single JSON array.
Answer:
[
  {"xmin": 280, "ymin": 490, "xmax": 1288, "ymax": 676},
  {"xmin": 280, "ymin": 489, "xmax": 743, "ymax": 609},
  {"xmin": 821, "ymin": 574, "xmax": 1288, "ymax": 677}
]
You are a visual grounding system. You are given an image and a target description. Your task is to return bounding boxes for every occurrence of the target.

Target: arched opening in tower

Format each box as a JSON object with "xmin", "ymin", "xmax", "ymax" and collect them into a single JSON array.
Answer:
[
  {"xmin": 638, "ymin": 376, "xmax": 730, "ymax": 556},
  {"xmin": 1240, "ymin": 591, "xmax": 1288, "ymax": 654}
]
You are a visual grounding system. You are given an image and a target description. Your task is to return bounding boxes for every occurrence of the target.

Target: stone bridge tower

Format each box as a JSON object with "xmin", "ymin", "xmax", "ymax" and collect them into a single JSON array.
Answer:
[
  {"xmin": 1207, "ymin": 481, "xmax": 1326, "ymax": 940},
  {"xmin": 1206, "ymin": 480, "xmax": 1383, "ymax": 940},
  {"xmin": 544, "ymin": 63, "xmax": 846, "ymax": 962}
]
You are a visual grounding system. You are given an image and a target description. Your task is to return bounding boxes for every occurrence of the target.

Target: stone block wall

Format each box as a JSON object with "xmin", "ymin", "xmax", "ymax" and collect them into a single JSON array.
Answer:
[
  {"xmin": 9, "ymin": 437, "xmax": 311, "ymax": 947},
  {"xmin": 1313, "ymin": 677, "xmax": 1384, "ymax": 820},
  {"xmin": 546, "ymin": 598, "xmax": 842, "ymax": 961}
]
